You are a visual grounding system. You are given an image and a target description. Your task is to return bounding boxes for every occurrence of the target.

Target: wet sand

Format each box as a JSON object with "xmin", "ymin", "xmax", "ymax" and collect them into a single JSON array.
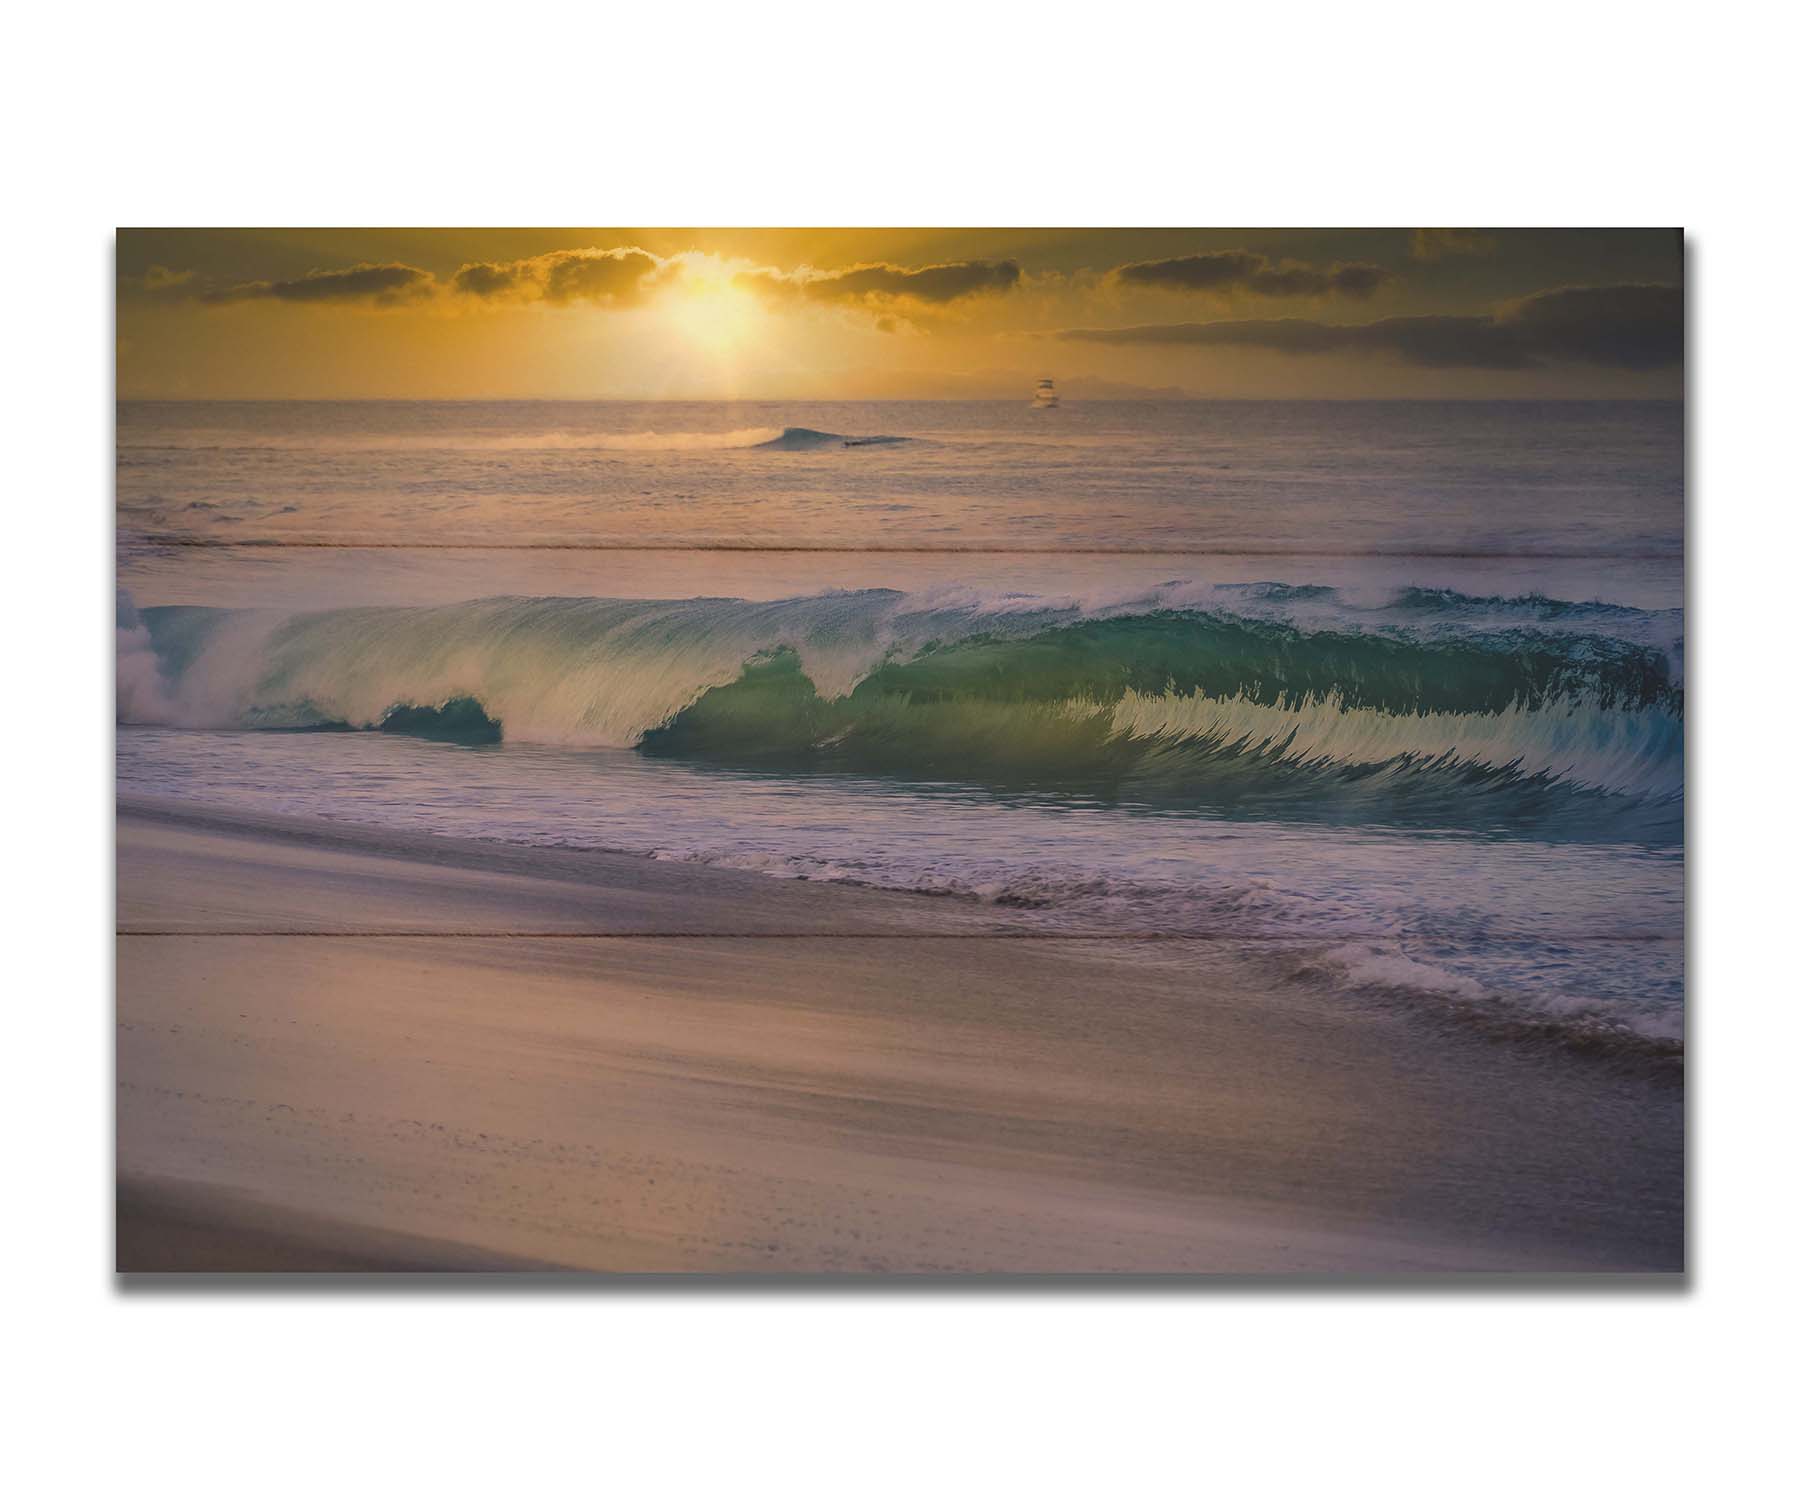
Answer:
[{"xmin": 117, "ymin": 799, "xmax": 1683, "ymax": 1273}]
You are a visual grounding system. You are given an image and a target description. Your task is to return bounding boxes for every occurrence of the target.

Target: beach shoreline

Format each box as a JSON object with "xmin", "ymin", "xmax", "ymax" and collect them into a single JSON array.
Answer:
[{"xmin": 116, "ymin": 798, "xmax": 1683, "ymax": 1273}]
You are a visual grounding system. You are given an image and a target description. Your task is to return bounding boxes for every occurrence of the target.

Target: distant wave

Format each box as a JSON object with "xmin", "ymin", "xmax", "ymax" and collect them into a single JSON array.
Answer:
[
  {"xmin": 753, "ymin": 427, "xmax": 911, "ymax": 450},
  {"xmin": 118, "ymin": 425, "xmax": 913, "ymax": 454},
  {"xmin": 119, "ymin": 583, "xmax": 1684, "ymax": 838}
]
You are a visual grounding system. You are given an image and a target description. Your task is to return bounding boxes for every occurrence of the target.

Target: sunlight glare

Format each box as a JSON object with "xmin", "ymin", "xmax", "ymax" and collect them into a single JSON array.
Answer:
[{"xmin": 659, "ymin": 256, "xmax": 767, "ymax": 362}]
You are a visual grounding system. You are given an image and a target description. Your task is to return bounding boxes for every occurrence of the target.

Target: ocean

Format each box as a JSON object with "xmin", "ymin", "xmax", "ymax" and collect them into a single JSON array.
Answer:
[{"xmin": 117, "ymin": 400, "xmax": 1684, "ymax": 1055}]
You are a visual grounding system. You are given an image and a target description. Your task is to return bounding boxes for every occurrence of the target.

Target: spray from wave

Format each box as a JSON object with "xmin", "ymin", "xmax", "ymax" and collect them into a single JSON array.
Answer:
[
  {"xmin": 118, "ymin": 425, "xmax": 911, "ymax": 454},
  {"xmin": 116, "ymin": 591, "xmax": 176, "ymax": 722}
]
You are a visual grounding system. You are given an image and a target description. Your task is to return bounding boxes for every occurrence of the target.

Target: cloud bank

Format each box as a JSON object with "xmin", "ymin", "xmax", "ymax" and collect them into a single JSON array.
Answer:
[
  {"xmin": 450, "ymin": 247, "xmax": 666, "ymax": 305},
  {"xmin": 122, "ymin": 261, "xmax": 438, "ymax": 305},
  {"xmin": 123, "ymin": 246, "xmax": 1024, "ymax": 323},
  {"xmin": 1111, "ymin": 251, "xmax": 1395, "ymax": 301},
  {"xmin": 738, "ymin": 258, "xmax": 1022, "ymax": 309},
  {"xmin": 1055, "ymin": 284, "xmax": 1681, "ymax": 369},
  {"xmin": 209, "ymin": 262, "xmax": 435, "ymax": 305},
  {"xmin": 1410, "ymin": 228, "xmax": 1497, "ymax": 261}
]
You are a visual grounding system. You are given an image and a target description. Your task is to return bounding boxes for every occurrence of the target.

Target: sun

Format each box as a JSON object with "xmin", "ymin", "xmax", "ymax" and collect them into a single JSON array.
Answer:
[{"xmin": 658, "ymin": 256, "xmax": 767, "ymax": 361}]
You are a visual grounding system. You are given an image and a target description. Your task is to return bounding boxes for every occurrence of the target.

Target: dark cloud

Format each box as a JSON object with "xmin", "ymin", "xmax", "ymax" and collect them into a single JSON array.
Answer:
[
  {"xmin": 1495, "ymin": 284, "xmax": 1682, "ymax": 367},
  {"xmin": 451, "ymin": 261, "xmax": 523, "ymax": 298},
  {"xmin": 1112, "ymin": 251, "xmax": 1396, "ymax": 301},
  {"xmin": 1113, "ymin": 250, "xmax": 1260, "ymax": 293},
  {"xmin": 539, "ymin": 249, "xmax": 661, "ymax": 305},
  {"xmin": 452, "ymin": 248, "xmax": 664, "ymax": 305},
  {"xmin": 133, "ymin": 265, "xmax": 198, "ymax": 295},
  {"xmin": 1055, "ymin": 284, "xmax": 1681, "ymax": 370},
  {"xmin": 209, "ymin": 263, "xmax": 435, "ymax": 305},
  {"xmin": 120, "ymin": 261, "xmax": 435, "ymax": 305},
  {"xmin": 1326, "ymin": 262, "xmax": 1395, "ymax": 299},
  {"xmin": 1411, "ymin": 228, "xmax": 1497, "ymax": 261},
  {"xmin": 739, "ymin": 259, "xmax": 1022, "ymax": 308}
]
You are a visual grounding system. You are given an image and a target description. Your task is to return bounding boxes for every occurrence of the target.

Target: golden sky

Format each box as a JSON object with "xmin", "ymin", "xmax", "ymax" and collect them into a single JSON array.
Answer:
[{"xmin": 117, "ymin": 228, "xmax": 1682, "ymax": 400}]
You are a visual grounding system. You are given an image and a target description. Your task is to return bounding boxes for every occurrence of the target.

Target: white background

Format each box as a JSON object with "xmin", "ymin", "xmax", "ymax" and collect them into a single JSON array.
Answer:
[{"xmin": 5, "ymin": 4, "xmax": 1794, "ymax": 1495}]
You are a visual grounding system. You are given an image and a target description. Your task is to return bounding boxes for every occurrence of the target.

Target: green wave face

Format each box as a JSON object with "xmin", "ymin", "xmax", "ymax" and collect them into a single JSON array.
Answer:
[
  {"xmin": 641, "ymin": 618, "xmax": 1682, "ymax": 840},
  {"xmin": 822, "ymin": 612, "xmax": 1678, "ymax": 715}
]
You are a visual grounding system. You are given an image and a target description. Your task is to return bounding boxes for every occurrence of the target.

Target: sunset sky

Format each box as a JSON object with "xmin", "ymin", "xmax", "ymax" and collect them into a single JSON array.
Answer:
[{"xmin": 117, "ymin": 228, "xmax": 1682, "ymax": 400}]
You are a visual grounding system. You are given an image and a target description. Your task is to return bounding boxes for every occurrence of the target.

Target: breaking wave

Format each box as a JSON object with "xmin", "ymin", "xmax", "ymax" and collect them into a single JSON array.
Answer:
[
  {"xmin": 752, "ymin": 427, "xmax": 910, "ymax": 450},
  {"xmin": 118, "ymin": 425, "xmax": 912, "ymax": 454},
  {"xmin": 119, "ymin": 583, "xmax": 1683, "ymax": 837}
]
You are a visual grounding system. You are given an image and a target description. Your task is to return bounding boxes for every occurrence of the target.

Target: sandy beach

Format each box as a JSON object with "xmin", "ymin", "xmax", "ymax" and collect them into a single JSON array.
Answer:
[{"xmin": 116, "ymin": 798, "xmax": 1683, "ymax": 1273}]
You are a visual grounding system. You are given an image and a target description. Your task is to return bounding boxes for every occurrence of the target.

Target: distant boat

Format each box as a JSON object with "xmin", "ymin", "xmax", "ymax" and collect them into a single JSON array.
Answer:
[{"xmin": 1032, "ymin": 378, "xmax": 1060, "ymax": 409}]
